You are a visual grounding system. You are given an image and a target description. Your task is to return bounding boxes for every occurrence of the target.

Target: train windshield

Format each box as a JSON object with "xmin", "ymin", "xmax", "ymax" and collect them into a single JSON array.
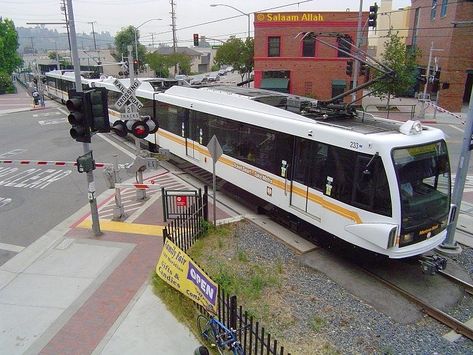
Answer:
[{"xmin": 392, "ymin": 141, "xmax": 451, "ymax": 233}]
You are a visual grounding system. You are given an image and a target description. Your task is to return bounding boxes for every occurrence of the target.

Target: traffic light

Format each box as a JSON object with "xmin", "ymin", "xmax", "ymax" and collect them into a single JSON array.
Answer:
[
  {"xmin": 368, "ymin": 3, "xmax": 378, "ymax": 28},
  {"xmin": 88, "ymin": 88, "xmax": 110, "ymax": 133},
  {"xmin": 193, "ymin": 33, "xmax": 199, "ymax": 47},
  {"xmin": 346, "ymin": 60, "xmax": 353, "ymax": 76},
  {"xmin": 66, "ymin": 90, "xmax": 91, "ymax": 143},
  {"xmin": 360, "ymin": 63, "xmax": 368, "ymax": 76}
]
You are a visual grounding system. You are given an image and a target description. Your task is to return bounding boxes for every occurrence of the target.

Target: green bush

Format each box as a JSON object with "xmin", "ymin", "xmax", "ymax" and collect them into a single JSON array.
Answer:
[{"xmin": 0, "ymin": 72, "xmax": 14, "ymax": 94}]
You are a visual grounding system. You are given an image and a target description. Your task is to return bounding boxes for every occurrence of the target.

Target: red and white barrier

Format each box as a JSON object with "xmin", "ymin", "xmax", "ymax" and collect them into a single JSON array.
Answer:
[
  {"xmin": 425, "ymin": 101, "xmax": 464, "ymax": 121},
  {"xmin": 0, "ymin": 159, "xmax": 111, "ymax": 168},
  {"xmin": 114, "ymin": 182, "xmax": 161, "ymax": 190}
]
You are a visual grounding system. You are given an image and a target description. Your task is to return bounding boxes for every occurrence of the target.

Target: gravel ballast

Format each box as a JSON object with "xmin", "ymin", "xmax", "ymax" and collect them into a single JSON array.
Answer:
[{"xmin": 231, "ymin": 221, "xmax": 473, "ymax": 354}]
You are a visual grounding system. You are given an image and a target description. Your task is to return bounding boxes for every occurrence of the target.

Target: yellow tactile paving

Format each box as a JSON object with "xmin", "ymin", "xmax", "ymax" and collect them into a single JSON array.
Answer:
[{"xmin": 77, "ymin": 219, "xmax": 164, "ymax": 237}]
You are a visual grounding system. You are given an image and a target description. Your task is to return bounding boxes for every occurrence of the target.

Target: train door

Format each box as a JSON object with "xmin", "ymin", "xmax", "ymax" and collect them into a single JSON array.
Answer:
[
  {"xmin": 290, "ymin": 138, "xmax": 325, "ymax": 220},
  {"xmin": 184, "ymin": 110, "xmax": 200, "ymax": 160}
]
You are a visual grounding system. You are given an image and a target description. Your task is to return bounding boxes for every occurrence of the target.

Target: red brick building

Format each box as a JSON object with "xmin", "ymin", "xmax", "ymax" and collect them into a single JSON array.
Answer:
[
  {"xmin": 407, "ymin": 0, "xmax": 473, "ymax": 111},
  {"xmin": 253, "ymin": 11, "xmax": 368, "ymax": 102}
]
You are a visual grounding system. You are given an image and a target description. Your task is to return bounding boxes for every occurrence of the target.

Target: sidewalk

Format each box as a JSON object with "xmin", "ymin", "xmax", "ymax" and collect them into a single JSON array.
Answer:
[
  {"xmin": 0, "ymin": 165, "xmax": 241, "ymax": 355},
  {"xmin": 0, "ymin": 82, "xmax": 48, "ymax": 116}
]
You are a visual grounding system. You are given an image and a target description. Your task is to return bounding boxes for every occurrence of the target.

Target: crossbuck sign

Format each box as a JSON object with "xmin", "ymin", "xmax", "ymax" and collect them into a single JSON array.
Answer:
[{"xmin": 113, "ymin": 79, "xmax": 144, "ymax": 113}]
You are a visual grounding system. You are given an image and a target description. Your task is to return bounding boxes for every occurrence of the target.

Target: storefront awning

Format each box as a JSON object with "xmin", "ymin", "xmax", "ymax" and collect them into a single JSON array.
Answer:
[
  {"xmin": 260, "ymin": 78, "xmax": 290, "ymax": 92},
  {"xmin": 332, "ymin": 79, "xmax": 346, "ymax": 87}
]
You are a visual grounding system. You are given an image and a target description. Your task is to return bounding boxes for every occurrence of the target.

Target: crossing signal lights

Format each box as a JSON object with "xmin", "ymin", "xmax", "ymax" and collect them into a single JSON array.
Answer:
[
  {"xmin": 193, "ymin": 33, "xmax": 199, "ymax": 47},
  {"xmin": 111, "ymin": 117, "xmax": 158, "ymax": 139},
  {"xmin": 346, "ymin": 60, "xmax": 353, "ymax": 76},
  {"xmin": 368, "ymin": 3, "xmax": 378, "ymax": 28},
  {"xmin": 88, "ymin": 88, "xmax": 110, "ymax": 133},
  {"xmin": 66, "ymin": 90, "xmax": 90, "ymax": 143},
  {"xmin": 112, "ymin": 120, "xmax": 128, "ymax": 137}
]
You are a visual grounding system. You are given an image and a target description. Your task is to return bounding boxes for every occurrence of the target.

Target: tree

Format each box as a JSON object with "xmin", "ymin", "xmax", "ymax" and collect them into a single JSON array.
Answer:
[
  {"xmin": 114, "ymin": 26, "xmax": 146, "ymax": 65},
  {"xmin": 370, "ymin": 31, "xmax": 420, "ymax": 99},
  {"xmin": 214, "ymin": 37, "xmax": 254, "ymax": 80},
  {"xmin": 145, "ymin": 52, "xmax": 170, "ymax": 78},
  {"xmin": 167, "ymin": 53, "xmax": 191, "ymax": 75},
  {"xmin": 0, "ymin": 18, "xmax": 22, "ymax": 93}
]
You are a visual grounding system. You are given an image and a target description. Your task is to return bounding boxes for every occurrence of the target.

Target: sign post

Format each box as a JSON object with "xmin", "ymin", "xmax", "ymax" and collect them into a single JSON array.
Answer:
[{"xmin": 206, "ymin": 135, "xmax": 223, "ymax": 226}]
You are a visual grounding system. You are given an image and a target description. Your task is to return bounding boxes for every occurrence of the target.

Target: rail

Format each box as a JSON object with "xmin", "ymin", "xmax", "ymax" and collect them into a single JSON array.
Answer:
[
  {"xmin": 438, "ymin": 270, "xmax": 473, "ymax": 296},
  {"xmin": 363, "ymin": 267, "xmax": 473, "ymax": 341}
]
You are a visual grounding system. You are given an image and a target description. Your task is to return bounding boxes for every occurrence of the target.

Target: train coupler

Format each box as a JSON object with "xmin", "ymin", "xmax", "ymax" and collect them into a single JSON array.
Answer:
[{"xmin": 419, "ymin": 255, "xmax": 447, "ymax": 275}]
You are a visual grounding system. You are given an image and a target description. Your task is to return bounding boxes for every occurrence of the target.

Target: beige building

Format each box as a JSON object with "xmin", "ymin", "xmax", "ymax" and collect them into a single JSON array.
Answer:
[{"xmin": 368, "ymin": 0, "xmax": 410, "ymax": 59}]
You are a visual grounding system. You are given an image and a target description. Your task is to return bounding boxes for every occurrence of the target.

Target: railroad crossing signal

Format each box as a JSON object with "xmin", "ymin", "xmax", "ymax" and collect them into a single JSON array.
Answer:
[{"xmin": 67, "ymin": 90, "xmax": 91, "ymax": 143}]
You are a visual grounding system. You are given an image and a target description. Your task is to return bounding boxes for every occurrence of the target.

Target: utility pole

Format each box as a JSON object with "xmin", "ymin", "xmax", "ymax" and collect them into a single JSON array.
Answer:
[
  {"xmin": 170, "ymin": 0, "xmax": 178, "ymax": 74},
  {"xmin": 66, "ymin": 0, "xmax": 101, "ymax": 236},
  {"xmin": 419, "ymin": 42, "xmax": 443, "ymax": 118},
  {"xmin": 351, "ymin": 0, "xmax": 364, "ymax": 103},
  {"xmin": 60, "ymin": 0, "xmax": 72, "ymax": 55},
  {"xmin": 88, "ymin": 21, "xmax": 97, "ymax": 50},
  {"xmin": 439, "ymin": 89, "xmax": 473, "ymax": 254}
]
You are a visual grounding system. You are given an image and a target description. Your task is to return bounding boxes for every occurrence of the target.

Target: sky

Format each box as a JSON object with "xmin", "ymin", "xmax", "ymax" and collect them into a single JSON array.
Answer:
[{"xmin": 1, "ymin": 0, "xmax": 411, "ymax": 48}]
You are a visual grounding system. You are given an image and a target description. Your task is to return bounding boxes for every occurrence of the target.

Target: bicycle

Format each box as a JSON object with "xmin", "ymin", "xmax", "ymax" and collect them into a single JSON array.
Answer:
[{"xmin": 197, "ymin": 312, "xmax": 246, "ymax": 355}]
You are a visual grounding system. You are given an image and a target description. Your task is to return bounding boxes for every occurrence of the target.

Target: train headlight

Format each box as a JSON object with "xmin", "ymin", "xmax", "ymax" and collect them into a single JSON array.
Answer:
[
  {"xmin": 399, "ymin": 120, "xmax": 422, "ymax": 135},
  {"xmin": 400, "ymin": 233, "xmax": 414, "ymax": 246}
]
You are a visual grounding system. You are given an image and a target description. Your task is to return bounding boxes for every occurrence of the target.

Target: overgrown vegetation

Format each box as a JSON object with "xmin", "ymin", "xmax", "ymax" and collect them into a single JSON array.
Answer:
[{"xmin": 152, "ymin": 222, "xmax": 339, "ymax": 354}]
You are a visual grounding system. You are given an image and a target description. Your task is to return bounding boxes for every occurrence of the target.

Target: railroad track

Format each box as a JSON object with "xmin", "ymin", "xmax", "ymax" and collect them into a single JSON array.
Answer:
[{"xmin": 363, "ymin": 268, "xmax": 473, "ymax": 341}]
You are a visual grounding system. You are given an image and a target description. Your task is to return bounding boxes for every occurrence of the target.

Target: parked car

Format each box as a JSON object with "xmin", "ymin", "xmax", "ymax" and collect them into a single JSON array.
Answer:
[
  {"xmin": 207, "ymin": 73, "xmax": 220, "ymax": 82},
  {"xmin": 218, "ymin": 69, "xmax": 226, "ymax": 76}
]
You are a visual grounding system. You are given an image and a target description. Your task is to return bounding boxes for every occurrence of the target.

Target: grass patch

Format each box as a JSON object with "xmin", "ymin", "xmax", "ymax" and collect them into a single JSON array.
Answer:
[{"xmin": 152, "ymin": 221, "xmax": 340, "ymax": 354}]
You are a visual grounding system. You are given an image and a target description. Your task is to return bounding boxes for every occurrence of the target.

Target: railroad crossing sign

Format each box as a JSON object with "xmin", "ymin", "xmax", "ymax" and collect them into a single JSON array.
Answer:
[{"xmin": 113, "ymin": 79, "xmax": 143, "ymax": 111}]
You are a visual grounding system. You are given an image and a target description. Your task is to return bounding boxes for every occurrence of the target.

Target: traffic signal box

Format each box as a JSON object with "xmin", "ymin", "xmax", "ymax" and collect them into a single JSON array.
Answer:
[
  {"xmin": 67, "ymin": 88, "xmax": 110, "ymax": 143},
  {"xmin": 67, "ymin": 90, "xmax": 91, "ymax": 143},
  {"xmin": 368, "ymin": 3, "xmax": 378, "ymax": 28},
  {"xmin": 193, "ymin": 34, "xmax": 199, "ymax": 47},
  {"xmin": 346, "ymin": 60, "xmax": 354, "ymax": 76},
  {"xmin": 89, "ymin": 88, "xmax": 110, "ymax": 133}
]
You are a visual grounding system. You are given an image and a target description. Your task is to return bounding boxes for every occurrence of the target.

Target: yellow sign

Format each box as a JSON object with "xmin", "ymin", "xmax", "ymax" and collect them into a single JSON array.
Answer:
[
  {"xmin": 156, "ymin": 238, "xmax": 218, "ymax": 311},
  {"xmin": 256, "ymin": 12, "xmax": 324, "ymax": 22}
]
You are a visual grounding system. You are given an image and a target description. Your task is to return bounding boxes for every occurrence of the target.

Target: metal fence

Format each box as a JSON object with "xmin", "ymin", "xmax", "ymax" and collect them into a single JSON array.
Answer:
[
  {"xmin": 197, "ymin": 289, "xmax": 291, "ymax": 355},
  {"xmin": 162, "ymin": 186, "xmax": 208, "ymax": 252},
  {"xmin": 161, "ymin": 185, "xmax": 290, "ymax": 355}
]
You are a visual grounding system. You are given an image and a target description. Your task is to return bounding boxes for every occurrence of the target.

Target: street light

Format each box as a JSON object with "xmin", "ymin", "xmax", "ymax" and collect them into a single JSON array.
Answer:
[
  {"xmin": 210, "ymin": 4, "xmax": 250, "ymax": 39},
  {"xmin": 134, "ymin": 18, "xmax": 162, "ymax": 62}
]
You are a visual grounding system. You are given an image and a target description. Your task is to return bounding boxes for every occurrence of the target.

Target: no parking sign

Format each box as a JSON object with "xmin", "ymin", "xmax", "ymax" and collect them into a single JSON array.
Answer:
[{"xmin": 176, "ymin": 196, "xmax": 187, "ymax": 207}]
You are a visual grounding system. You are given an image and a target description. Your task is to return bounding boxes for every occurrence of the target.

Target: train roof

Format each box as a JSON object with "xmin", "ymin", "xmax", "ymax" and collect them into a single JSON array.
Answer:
[{"xmin": 160, "ymin": 85, "xmax": 419, "ymax": 136}]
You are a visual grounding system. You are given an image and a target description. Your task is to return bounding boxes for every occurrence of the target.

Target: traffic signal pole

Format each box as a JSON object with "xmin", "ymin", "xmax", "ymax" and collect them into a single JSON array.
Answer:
[
  {"xmin": 351, "ymin": 0, "xmax": 363, "ymax": 103},
  {"xmin": 67, "ymin": 0, "xmax": 101, "ymax": 236}
]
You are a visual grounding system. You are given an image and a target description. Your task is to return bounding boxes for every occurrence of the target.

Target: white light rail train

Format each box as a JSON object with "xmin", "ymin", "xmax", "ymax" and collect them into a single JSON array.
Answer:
[{"xmin": 45, "ymin": 70, "xmax": 452, "ymax": 259}]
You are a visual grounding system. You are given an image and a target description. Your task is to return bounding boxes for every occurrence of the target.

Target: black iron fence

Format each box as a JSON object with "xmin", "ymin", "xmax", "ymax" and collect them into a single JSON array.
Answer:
[
  {"xmin": 196, "ymin": 289, "xmax": 291, "ymax": 355},
  {"xmin": 161, "ymin": 185, "xmax": 290, "ymax": 355},
  {"xmin": 162, "ymin": 186, "xmax": 208, "ymax": 252}
]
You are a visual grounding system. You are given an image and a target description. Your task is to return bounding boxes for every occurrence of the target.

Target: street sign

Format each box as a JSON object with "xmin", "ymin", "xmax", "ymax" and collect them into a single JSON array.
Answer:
[
  {"xmin": 207, "ymin": 135, "xmax": 223, "ymax": 161},
  {"xmin": 176, "ymin": 196, "xmax": 187, "ymax": 207},
  {"xmin": 113, "ymin": 79, "xmax": 143, "ymax": 110},
  {"xmin": 120, "ymin": 112, "xmax": 140, "ymax": 120}
]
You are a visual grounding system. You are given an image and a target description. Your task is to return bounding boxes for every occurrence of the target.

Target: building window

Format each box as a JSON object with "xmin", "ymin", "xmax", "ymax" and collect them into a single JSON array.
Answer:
[
  {"xmin": 440, "ymin": 0, "xmax": 448, "ymax": 17},
  {"xmin": 337, "ymin": 35, "xmax": 352, "ymax": 58},
  {"xmin": 331, "ymin": 80, "xmax": 346, "ymax": 103},
  {"xmin": 412, "ymin": 8, "xmax": 420, "ymax": 48},
  {"xmin": 431, "ymin": 0, "xmax": 438, "ymax": 20},
  {"xmin": 268, "ymin": 37, "xmax": 280, "ymax": 57},
  {"xmin": 302, "ymin": 33, "xmax": 315, "ymax": 57}
]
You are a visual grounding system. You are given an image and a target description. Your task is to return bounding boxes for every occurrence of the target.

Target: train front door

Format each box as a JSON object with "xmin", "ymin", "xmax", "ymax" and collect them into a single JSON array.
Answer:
[{"xmin": 289, "ymin": 138, "xmax": 324, "ymax": 221}]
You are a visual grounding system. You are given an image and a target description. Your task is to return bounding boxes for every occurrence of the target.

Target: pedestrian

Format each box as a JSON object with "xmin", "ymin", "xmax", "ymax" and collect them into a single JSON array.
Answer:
[{"xmin": 32, "ymin": 88, "xmax": 40, "ymax": 107}]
